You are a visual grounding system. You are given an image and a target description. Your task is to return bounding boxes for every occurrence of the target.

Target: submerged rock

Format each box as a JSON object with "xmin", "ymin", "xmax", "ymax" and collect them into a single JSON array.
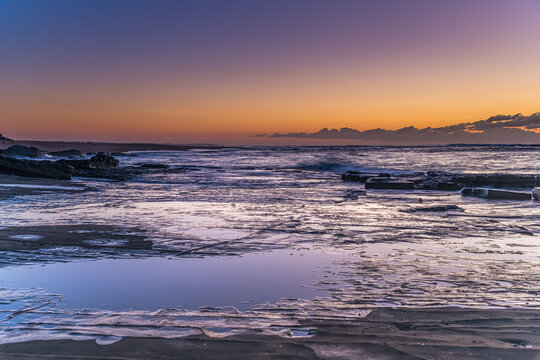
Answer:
[
  {"xmin": 48, "ymin": 149, "xmax": 82, "ymax": 158},
  {"xmin": 0, "ymin": 155, "xmax": 73, "ymax": 180},
  {"xmin": 461, "ymin": 188, "xmax": 532, "ymax": 201},
  {"xmin": 1, "ymin": 145, "xmax": 42, "ymax": 158}
]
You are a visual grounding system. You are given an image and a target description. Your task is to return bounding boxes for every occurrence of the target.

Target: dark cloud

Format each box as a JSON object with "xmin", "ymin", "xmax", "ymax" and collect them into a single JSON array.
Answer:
[
  {"xmin": 266, "ymin": 113, "xmax": 540, "ymax": 144},
  {"xmin": 469, "ymin": 113, "xmax": 540, "ymax": 131}
]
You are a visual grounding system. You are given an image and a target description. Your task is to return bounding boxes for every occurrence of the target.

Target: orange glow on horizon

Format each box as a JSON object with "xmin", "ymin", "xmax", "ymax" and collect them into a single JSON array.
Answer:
[{"xmin": 1, "ymin": 1, "xmax": 539, "ymax": 144}]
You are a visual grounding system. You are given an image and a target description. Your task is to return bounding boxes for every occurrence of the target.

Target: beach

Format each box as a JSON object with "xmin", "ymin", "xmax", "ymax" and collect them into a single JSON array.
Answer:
[{"xmin": 0, "ymin": 144, "xmax": 539, "ymax": 359}]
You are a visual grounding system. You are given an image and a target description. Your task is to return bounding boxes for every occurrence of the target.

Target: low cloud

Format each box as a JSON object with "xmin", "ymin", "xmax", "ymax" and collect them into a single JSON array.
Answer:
[
  {"xmin": 250, "ymin": 133, "xmax": 267, "ymax": 138},
  {"xmin": 265, "ymin": 113, "xmax": 540, "ymax": 144}
]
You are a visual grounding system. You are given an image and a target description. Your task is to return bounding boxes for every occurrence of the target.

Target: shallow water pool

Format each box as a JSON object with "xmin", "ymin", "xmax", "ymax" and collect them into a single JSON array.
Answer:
[{"xmin": 0, "ymin": 249, "xmax": 348, "ymax": 312}]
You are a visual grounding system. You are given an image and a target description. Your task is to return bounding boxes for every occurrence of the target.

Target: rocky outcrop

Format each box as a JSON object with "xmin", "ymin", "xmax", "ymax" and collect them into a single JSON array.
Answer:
[
  {"xmin": 48, "ymin": 149, "xmax": 82, "ymax": 158},
  {"xmin": 414, "ymin": 171, "xmax": 462, "ymax": 190},
  {"xmin": 86, "ymin": 152, "xmax": 119, "ymax": 169},
  {"xmin": 0, "ymin": 155, "xmax": 73, "ymax": 180},
  {"xmin": 342, "ymin": 170, "xmax": 539, "ymax": 190},
  {"xmin": 461, "ymin": 188, "xmax": 532, "ymax": 200},
  {"xmin": 57, "ymin": 152, "xmax": 119, "ymax": 170},
  {"xmin": 1, "ymin": 145, "xmax": 42, "ymax": 158}
]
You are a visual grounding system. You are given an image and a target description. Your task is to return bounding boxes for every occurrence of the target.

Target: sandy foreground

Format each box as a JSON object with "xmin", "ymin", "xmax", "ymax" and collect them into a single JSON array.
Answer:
[{"xmin": 0, "ymin": 307, "xmax": 538, "ymax": 359}]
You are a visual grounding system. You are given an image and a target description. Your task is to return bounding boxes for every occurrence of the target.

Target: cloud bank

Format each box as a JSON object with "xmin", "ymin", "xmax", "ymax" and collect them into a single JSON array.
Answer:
[{"xmin": 265, "ymin": 113, "xmax": 540, "ymax": 145}]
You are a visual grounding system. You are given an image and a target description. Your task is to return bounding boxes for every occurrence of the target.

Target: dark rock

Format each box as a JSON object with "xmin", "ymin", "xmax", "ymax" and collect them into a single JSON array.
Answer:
[
  {"xmin": 407, "ymin": 172, "xmax": 426, "ymax": 178},
  {"xmin": 424, "ymin": 181, "xmax": 463, "ymax": 191},
  {"xmin": 56, "ymin": 159, "xmax": 92, "ymax": 170},
  {"xmin": 0, "ymin": 155, "xmax": 73, "ymax": 180},
  {"xmin": 1, "ymin": 145, "xmax": 42, "ymax": 158},
  {"xmin": 138, "ymin": 163, "xmax": 169, "ymax": 169},
  {"xmin": 89, "ymin": 153, "xmax": 119, "ymax": 169},
  {"xmin": 365, "ymin": 177, "xmax": 415, "ymax": 190},
  {"xmin": 341, "ymin": 171, "xmax": 383, "ymax": 182},
  {"xmin": 533, "ymin": 188, "xmax": 540, "ymax": 201},
  {"xmin": 415, "ymin": 171, "xmax": 464, "ymax": 190},
  {"xmin": 58, "ymin": 152, "xmax": 119, "ymax": 170},
  {"xmin": 454, "ymin": 174, "xmax": 538, "ymax": 188},
  {"xmin": 434, "ymin": 182, "xmax": 463, "ymax": 191},
  {"xmin": 354, "ymin": 170, "xmax": 539, "ymax": 190},
  {"xmin": 48, "ymin": 149, "xmax": 82, "ymax": 158},
  {"xmin": 461, "ymin": 188, "xmax": 532, "ymax": 200},
  {"xmin": 416, "ymin": 179, "xmax": 463, "ymax": 191},
  {"xmin": 408, "ymin": 205, "xmax": 463, "ymax": 213}
]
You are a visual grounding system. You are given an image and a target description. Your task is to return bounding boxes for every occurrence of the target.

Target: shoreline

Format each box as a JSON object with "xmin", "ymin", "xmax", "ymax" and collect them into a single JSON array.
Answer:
[
  {"xmin": 1, "ymin": 307, "xmax": 538, "ymax": 359},
  {"xmin": 1, "ymin": 146, "xmax": 538, "ymax": 359}
]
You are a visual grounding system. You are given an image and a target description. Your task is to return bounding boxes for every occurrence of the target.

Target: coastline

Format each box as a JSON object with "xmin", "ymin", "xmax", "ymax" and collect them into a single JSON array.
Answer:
[
  {"xmin": 1, "ymin": 307, "xmax": 538, "ymax": 359},
  {"xmin": 0, "ymin": 145, "xmax": 538, "ymax": 359}
]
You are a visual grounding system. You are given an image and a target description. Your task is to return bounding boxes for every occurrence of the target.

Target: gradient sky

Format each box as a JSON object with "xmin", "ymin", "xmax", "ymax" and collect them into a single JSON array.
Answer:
[{"xmin": 0, "ymin": 0, "xmax": 539, "ymax": 144}]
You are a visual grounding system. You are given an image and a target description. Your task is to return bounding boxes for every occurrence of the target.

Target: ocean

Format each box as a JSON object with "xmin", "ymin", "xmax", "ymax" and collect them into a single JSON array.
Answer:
[{"xmin": 0, "ymin": 145, "xmax": 539, "ymax": 343}]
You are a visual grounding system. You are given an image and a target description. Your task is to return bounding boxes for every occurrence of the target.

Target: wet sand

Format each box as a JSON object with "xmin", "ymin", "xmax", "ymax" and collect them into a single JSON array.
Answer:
[{"xmin": 1, "ymin": 307, "xmax": 538, "ymax": 359}]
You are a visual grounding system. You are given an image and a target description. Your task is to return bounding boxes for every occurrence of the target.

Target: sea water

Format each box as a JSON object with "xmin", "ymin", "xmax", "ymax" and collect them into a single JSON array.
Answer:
[{"xmin": 0, "ymin": 145, "xmax": 539, "ymax": 342}]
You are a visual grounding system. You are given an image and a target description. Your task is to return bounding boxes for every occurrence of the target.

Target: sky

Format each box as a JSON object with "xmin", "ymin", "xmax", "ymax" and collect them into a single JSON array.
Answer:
[{"xmin": 0, "ymin": 0, "xmax": 539, "ymax": 144}]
